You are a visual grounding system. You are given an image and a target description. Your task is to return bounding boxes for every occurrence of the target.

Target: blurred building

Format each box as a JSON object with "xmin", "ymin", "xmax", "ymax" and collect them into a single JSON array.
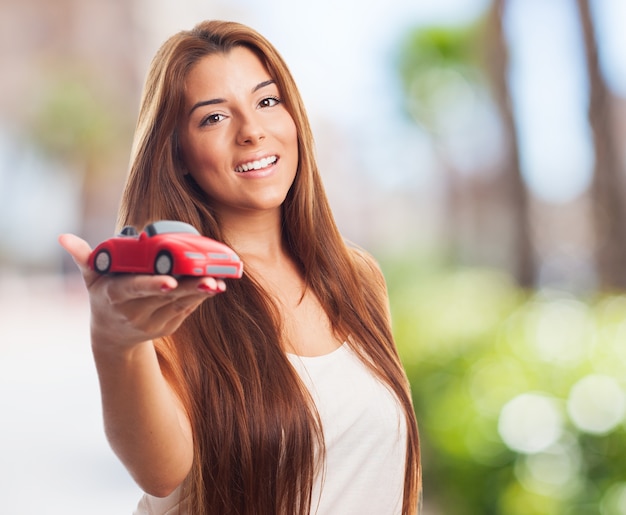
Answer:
[
  {"xmin": 1, "ymin": 0, "xmax": 139, "ymax": 122},
  {"xmin": 0, "ymin": 0, "xmax": 143, "ymax": 266}
]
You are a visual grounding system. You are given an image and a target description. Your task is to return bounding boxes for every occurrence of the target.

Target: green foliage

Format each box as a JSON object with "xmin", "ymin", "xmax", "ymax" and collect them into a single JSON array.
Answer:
[
  {"xmin": 383, "ymin": 257, "xmax": 626, "ymax": 514},
  {"xmin": 28, "ymin": 69, "xmax": 121, "ymax": 166},
  {"xmin": 395, "ymin": 19, "xmax": 488, "ymax": 132},
  {"xmin": 397, "ymin": 24, "xmax": 483, "ymax": 88}
]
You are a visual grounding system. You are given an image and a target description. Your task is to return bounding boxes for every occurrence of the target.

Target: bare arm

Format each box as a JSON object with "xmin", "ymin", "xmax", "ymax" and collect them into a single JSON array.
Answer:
[
  {"xmin": 60, "ymin": 234, "xmax": 224, "ymax": 496},
  {"xmin": 92, "ymin": 338, "xmax": 193, "ymax": 497}
]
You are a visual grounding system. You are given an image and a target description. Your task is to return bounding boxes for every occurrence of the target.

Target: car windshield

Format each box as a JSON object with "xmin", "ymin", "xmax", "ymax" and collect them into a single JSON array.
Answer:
[{"xmin": 145, "ymin": 220, "xmax": 200, "ymax": 237}]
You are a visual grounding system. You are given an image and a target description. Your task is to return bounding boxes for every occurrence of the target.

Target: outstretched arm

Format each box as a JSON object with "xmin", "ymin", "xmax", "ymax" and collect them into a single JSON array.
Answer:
[{"xmin": 60, "ymin": 234, "xmax": 224, "ymax": 496}]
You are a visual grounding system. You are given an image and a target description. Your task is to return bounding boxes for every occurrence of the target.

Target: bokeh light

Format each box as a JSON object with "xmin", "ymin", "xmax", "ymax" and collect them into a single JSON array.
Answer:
[
  {"xmin": 567, "ymin": 374, "xmax": 626, "ymax": 435},
  {"xmin": 523, "ymin": 297, "xmax": 594, "ymax": 366},
  {"xmin": 601, "ymin": 482, "xmax": 626, "ymax": 515},
  {"xmin": 498, "ymin": 393, "xmax": 564, "ymax": 454},
  {"xmin": 514, "ymin": 436, "xmax": 582, "ymax": 498}
]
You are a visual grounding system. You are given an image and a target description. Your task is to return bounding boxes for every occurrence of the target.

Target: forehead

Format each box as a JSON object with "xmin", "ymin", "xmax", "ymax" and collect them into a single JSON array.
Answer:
[{"xmin": 184, "ymin": 46, "xmax": 272, "ymax": 99}]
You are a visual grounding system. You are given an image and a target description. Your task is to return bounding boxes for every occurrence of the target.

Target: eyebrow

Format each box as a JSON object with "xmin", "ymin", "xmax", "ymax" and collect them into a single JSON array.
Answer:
[{"xmin": 188, "ymin": 79, "xmax": 276, "ymax": 116}]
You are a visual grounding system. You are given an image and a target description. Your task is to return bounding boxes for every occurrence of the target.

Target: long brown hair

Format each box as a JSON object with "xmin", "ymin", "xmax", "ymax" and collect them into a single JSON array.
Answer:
[{"xmin": 118, "ymin": 20, "xmax": 421, "ymax": 514}]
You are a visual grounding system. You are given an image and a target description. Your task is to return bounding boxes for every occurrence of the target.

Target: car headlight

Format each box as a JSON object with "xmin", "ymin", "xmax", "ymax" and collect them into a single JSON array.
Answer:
[
  {"xmin": 208, "ymin": 253, "xmax": 233, "ymax": 260},
  {"xmin": 184, "ymin": 252, "xmax": 206, "ymax": 260}
]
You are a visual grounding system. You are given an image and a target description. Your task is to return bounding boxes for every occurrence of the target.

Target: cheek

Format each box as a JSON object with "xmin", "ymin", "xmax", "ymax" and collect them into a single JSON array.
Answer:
[
  {"xmin": 283, "ymin": 120, "xmax": 299, "ymax": 160},
  {"xmin": 286, "ymin": 117, "xmax": 298, "ymax": 143},
  {"xmin": 181, "ymin": 136, "xmax": 223, "ymax": 174}
]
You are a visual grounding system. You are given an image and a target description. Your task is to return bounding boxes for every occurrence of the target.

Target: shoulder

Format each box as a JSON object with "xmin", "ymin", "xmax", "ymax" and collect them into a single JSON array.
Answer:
[
  {"xmin": 346, "ymin": 243, "xmax": 387, "ymax": 290},
  {"xmin": 345, "ymin": 242, "xmax": 393, "ymax": 328}
]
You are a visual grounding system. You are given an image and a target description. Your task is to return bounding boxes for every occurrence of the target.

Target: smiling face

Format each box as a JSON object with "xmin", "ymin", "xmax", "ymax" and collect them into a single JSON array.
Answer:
[{"xmin": 178, "ymin": 46, "xmax": 299, "ymax": 221}]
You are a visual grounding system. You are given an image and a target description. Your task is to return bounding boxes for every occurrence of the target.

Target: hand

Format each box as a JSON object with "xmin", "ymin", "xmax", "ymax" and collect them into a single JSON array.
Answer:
[{"xmin": 58, "ymin": 233, "xmax": 226, "ymax": 352}]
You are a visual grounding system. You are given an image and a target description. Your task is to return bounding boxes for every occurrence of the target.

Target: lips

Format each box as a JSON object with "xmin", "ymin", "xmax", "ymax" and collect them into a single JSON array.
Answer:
[{"xmin": 234, "ymin": 155, "xmax": 278, "ymax": 173}]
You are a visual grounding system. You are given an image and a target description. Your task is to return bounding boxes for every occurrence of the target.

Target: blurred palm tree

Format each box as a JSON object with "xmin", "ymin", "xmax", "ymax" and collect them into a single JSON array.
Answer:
[
  {"xmin": 396, "ymin": 0, "xmax": 536, "ymax": 287},
  {"xmin": 397, "ymin": 20, "xmax": 480, "ymax": 267},
  {"xmin": 482, "ymin": 0, "xmax": 535, "ymax": 288},
  {"xmin": 575, "ymin": 0, "xmax": 626, "ymax": 290}
]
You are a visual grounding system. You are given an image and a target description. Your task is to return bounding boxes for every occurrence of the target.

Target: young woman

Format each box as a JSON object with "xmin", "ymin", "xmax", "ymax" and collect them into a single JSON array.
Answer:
[{"xmin": 60, "ymin": 20, "xmax": 421, "ymax": 514}]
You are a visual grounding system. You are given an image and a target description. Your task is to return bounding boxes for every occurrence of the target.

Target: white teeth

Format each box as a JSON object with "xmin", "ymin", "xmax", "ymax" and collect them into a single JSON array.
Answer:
[{"xmin": 235, "ymin": 156, "xmax": 277, "ymax": 173}]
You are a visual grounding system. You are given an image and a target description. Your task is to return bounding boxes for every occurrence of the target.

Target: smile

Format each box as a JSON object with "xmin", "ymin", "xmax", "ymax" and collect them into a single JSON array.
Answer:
[{"xmin": 234, "ymin": 155, "xmax": 278, "ymax": 173}]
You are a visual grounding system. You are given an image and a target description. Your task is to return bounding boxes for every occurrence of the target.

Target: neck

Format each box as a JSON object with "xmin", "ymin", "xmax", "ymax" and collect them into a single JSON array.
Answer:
[{"xmin": 218, "ymin": 207, "xmax": 286, "ymax": 264}]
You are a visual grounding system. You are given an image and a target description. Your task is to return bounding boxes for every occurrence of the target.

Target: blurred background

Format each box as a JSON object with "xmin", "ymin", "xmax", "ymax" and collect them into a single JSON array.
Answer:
[{"xmin": 1, "ymin": 0, "xmax": 626, "ymax": 513}]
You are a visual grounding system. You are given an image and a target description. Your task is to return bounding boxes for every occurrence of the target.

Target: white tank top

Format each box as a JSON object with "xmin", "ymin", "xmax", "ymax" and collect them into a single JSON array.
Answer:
[
  {"xmin": 288, "ymin": 343, "xmax": 407, "ymax": 514},
  {"xmin": 134, "ymin": 343, "xmax": 407, "ymax": 514}
]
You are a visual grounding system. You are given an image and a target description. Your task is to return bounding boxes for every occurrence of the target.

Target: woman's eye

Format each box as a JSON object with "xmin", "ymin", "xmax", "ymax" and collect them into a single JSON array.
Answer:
[
  {"xmin": 201, "ymin": 113, "xmax": 225, "ymax": 126},
  {"xmin": 259, "ymin": 96, "xmax": 280, "ymax": 108}
]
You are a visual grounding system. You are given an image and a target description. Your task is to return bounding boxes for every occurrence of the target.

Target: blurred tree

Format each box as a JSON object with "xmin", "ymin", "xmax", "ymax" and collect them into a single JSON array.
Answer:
[
  {"xmin": 384, "ymin": 256, "xmax": 626, "ymax": 514},
  {"xmin": 397, "ymin": 21, "xmax": 480, "ymax": 267},
  {"xmin": 575, "ymin": 0, "xmax": 626, "ymax": 290},
  {"xmin": 27, "ymin": 67, "xmax": 132, "ymax": 245},
  {"xmin": 2, "ymin": 0, "xmax": 141, "ymax": 259},
  {"xmin": 482, "ymin": 0, "xmax": 535, "ymax": 288},
  {"xmin": 396, "ymin": 0, "xmax": 536, "ymax": 287}
]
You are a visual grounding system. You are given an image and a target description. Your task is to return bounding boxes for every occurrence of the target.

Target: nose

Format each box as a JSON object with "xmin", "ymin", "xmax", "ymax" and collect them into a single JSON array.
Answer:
[{"xmin": 236, "ymin": 112, "xmax": 265, "ymax": 146}]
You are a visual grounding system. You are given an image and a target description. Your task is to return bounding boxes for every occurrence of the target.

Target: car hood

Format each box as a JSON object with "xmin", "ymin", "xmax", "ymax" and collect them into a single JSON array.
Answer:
[{"xmin": 159, "ymin": 233, "xmax": 234, "ymax": 254}]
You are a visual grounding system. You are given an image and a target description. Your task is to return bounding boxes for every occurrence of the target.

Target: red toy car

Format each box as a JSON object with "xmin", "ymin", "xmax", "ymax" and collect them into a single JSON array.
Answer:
[{"xmin": 88, "ymin": 220, "xmax": 244, "ymax": 278}]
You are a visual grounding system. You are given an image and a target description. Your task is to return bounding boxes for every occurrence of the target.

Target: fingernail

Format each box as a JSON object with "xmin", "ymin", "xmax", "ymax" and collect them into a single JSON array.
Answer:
[
  {"xmin": 197, "ymin": 283, "xmax": 219, "ymax": 293},
  {"xmin": 161, "ymin": 284, "xmax": 174, "ymax": 293}
]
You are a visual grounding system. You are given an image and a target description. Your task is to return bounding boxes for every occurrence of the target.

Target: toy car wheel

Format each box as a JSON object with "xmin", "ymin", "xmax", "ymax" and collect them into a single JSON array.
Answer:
[
  {"xmin": 94, "ymin": 250, "xmax": 112, "ymax": 273},
  {"xmin": 154, "ymin": 252, "xmax": 173, "ymax": 275}
]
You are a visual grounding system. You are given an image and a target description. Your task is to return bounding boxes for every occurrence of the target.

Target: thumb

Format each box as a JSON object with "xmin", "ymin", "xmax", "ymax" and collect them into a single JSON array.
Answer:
[{"xmin": 58, "ymin": 233, "xmax": 93, "ymax": 273}]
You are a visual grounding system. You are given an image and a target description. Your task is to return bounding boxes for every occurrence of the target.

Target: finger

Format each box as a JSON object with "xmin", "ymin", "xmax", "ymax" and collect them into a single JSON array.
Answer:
[
  {"xmin": 126, "ymin": 274, "xmax": 180, "ymax": 296},
  {"xmin": 58, "ymin": 233, "xmax": 92, "ymax": 272},
  {"xmin": 100, "ymin": 274, "xmax": 225, "ymax": 301},
  {"xmin": 100, "ymin": 274, "xmax": 220, "ymax": 310},
  {"xmin": 195, "ymin": 277, "xmax": 227, "ymax": 294},
  {"xmin": 102, "ymin": 273, "xmax": 180, "ymax": 305},
  {"xmin": 93, "ymin": 271, "xmax": 221, "ymax": 309}
]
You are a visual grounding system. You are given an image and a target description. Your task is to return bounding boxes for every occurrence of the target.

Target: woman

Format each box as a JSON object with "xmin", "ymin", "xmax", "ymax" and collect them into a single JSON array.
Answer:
[{"xmin": 60, "ymin": 20, "xmax": 421, "ymax": 514}]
